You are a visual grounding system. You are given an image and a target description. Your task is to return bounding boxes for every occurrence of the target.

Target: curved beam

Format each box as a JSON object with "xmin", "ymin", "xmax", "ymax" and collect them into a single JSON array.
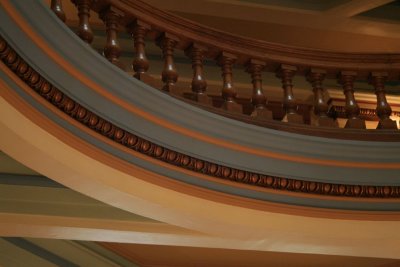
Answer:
[
  {"xmin": 1, "ymin": 96, "xmax": 400, "ymax": 259},
  {"xmin": 0, "ymin": 1, "xmax": 399, "ymax": 187}
]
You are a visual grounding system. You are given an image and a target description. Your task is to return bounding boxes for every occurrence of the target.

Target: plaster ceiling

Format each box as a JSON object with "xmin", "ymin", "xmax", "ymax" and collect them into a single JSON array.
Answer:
[
  {"xmin": 236, "ymin": 0, "xmax": 351, "ymax": 11},
  {"xmin": 2, "ymin": 2, "xmax": 400, "ymax": 266},
  {"xmin": 51, "ymin": 0, "xmax": 400, "ymax": 52},
  {"xmin": 2, "ymin": 156, "xmax": 399, "ymax": 266},
  {"xmin": 141, "ymin": 0, "xmax": 400, "ymax": 52},
  {"xmin": 100, "ymin": 242, "xmax": 400, "ymax": 267},
  {"xmin": 1, "ymin": 237, "xmax": 399, "ymax": 267},
  {"xmin": 359, "ymin": 0, "xmax": 400, "ymax": 23}
]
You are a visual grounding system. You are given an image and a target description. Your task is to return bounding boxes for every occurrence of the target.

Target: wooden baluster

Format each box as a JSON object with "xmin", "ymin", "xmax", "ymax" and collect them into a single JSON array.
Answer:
[
  {"xmin": 157, "ymin": 33, "xmax": 180, "ymax": 93},
  {"xmin": 100, "ymin": 6, "xmax": 125, "ymax": 70},
  {"xmin": 72, "ymin": 0, "xmax": 93, "ymax": 44},
  {"xmin": 51, "ymin": 0, "xmax": 66, "ymax": 22},
  {"xmin": 185, "ymin": 43, "xmax": 211, "ymax": 104},
  {"xmin": 246, "ymin": 59, "xmax": 272, "ymax": 119},
  {"xmin": 338, "ymin": 71, "xmax": 366, "ymax": 129},
  {"xmin": 369, "ymin": 72, "xmax": 397, "ymax": 129},
  {"xmin": 217, "ymin": 52, "xmax": 242, "ymax": 113},
  {"xmin": 276, "ymin": 65, "xmax": 303, "ymax": 123},
  {"xmin": 130, "ymin": 20, "xmax": 151, "ymax": 81},
  {"xmin": 307, "ymin": 69, "xmax": 335, "ymax": 127}
]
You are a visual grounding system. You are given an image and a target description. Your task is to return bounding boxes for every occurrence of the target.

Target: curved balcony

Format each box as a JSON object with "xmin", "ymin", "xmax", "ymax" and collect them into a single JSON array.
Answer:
[
  {"xmin": 1, "ymin": 0, "xmax": 400, "ymax": 261},
  {"xmin": 54, "ymin": 0, "xmax": 400, "ymax": 140}
]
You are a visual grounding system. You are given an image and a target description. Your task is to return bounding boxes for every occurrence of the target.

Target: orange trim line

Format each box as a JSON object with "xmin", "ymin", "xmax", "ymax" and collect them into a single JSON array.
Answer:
[
  {"xmin": 2, "ymin": 1, "xmax": 400, "ymax": 170},
  {"xmin": 2, "ymin": 75, "xmax": 400, "ymax": 221}
]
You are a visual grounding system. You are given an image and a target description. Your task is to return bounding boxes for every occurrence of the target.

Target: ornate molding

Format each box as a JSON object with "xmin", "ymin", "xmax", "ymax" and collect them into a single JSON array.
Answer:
[
  {"xmin": 1, "ymin": 36, "xmax": 400, "ymax": 199},
  {"xmin": 333, "ymin": 105, "xmax": 400, "ymax": 121}
]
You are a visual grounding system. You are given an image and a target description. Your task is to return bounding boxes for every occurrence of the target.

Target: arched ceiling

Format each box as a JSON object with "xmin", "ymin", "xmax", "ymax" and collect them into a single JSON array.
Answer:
[
  {"xmin": 141, "ymin": 0, "xmax": 400, "ymax": 52},
  {"xmin": 1, "ymin": 1, "xmax": 400, "ymax": 264}
]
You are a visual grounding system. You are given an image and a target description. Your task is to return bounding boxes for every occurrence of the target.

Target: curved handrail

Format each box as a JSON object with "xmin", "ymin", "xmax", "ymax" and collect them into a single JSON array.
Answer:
[
  {"xmin": 63, "ymin": 0, "xmax": 400, "ymax": 135},
  {"xmin": 102, "ymin": 0, "xmax": 400, "ymax": 74}
]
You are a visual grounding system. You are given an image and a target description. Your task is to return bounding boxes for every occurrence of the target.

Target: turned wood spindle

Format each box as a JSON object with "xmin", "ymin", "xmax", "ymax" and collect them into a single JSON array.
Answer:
[
  {"xmin": 338, "ymin": 71, "xmax": 365, "ymax": 129},
  {"xmin": 73, "ymin": 0, "xmax": 93, "ymax": 44},
  {"xmin": 100, "ymin": 7, "xmax": 124, "ymax": 69},
  {"xmin": 307, "ymin": 69, "xmax": 335, "ymax": 127},
  {"xmin": 130, "ymin": 21, "xmax": 150, "ymax": 80},
  {"xmin": 219, "ymin": 53, "xmax": 236, "ymax": 103},
  {"xmin": 185, "ymin": 44, "xmax": 211, "ymax": 104},
  {"xmin": 158, "ymin": 33, "xmax": 179, "ymax": 92},
  {"xmin": 246, "ymin": 60, "xmax": 272, "ymax": 119},
  {"xmin": 276, "ymin": 65, "xmax": 302, "ymax": 123},
  {"xmin": 216, "ymin": 52, "xmax": 242, "ymax": 112},
  {"xmin": 51, "ymin": 0, "xmax": 66, "ymax": 22},
  {"xmin": 369, "ymin": 72, "xmax": 397, "ymax": 129},
  {"xmin": 308, "ymin": 70, "xmax": 328, "ymax": 117}
]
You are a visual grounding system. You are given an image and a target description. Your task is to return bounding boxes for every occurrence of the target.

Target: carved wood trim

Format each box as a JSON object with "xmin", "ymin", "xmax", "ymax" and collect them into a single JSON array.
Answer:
[{"xmin": 1, "ymin": 36, "xmax": 400, "ymax": 199}]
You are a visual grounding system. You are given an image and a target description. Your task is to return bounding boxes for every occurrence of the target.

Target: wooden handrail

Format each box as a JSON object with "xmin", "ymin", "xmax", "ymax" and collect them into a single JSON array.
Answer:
[{"xmin": 50, "ymin": 0, "xmax": 400, "ymax": 135}]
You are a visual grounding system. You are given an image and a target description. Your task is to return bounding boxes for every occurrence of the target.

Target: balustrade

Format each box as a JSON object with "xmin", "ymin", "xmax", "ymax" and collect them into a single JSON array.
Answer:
[
  {"xmin": 100, "ymin": 6, "xmax": 124, "ymax": 69},
  {"xmin": 218, "ymin": 52, "xmax": 242, "ymax": 113},
  {"xmin": 185, "ymin": 44, "xmax": 210, "ymax": 104},
  {"xmin": 72, "ymin": 0, "xmax": 93, "ymax": 44},
  {"xmin": 276, "ymin": 65, "xmax": 303, "ymax": 123},
  {"xmin": 48, "ymin": 0, "xmax": 400, "ymax": 138},
  {"xmin": 369, "ymin": 73, "xmax": 398, "ymax": 129},
  {"xmin": 307, "ymin": 69, "xmax": 335, "ymax": 127},
  {"xmin": 338, "ymin": 71, "xmax": 366, "ymax": 129},
  {"xmin": 158, "ymin": 33, "xmax": 179, "ymax": 93},
  {"xmin": 130, "ymin": 20, "xmax": 150, "ymax": 80},
  {"xmin": 51, "ymin": 0, "xmax": 66, "ymax": 22},
  {"xmin": 246, "ymin": 59, "xmax": 272, "ymax": 119}
]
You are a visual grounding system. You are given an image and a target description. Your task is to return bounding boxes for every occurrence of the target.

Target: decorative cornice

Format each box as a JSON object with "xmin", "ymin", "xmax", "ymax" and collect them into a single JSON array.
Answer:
[
  {"xmin": 333, "ymin": 105, "xmax": 400, "ymax": 121},
  {"xmin": 1, "ymin": 36, "xmax": 400, "ymax": 199}
]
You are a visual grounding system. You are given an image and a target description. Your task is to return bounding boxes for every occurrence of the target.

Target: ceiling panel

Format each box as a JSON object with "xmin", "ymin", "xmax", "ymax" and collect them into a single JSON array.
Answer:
[
  {"xmin": 236, "ymin": 0, "xmax": 351, "ymax": 11},
  {"xmin": 99, "ymin": 243, "xmax": 400, "ymax": 267},
  {"xmin": 358, "ymin": 0, "xmax": 400, "ymax": 23}
]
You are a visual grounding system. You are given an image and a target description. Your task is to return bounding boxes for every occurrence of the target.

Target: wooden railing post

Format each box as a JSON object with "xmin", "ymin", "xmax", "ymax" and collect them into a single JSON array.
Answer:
[
  {"xmin": 157, "ymin": 33, "xmax": 180, "ymax": 93},
  {"xmin": 100, "ymin": 6, "xmax": 125, "ymax": 69},
  {"xmin": 307, "ymin": 69, "xmax": 335, "ymax": 127},
  {"xmin": 338, "ymin": 71, "xmax": 366, "ymax": 129},
  {"xmin": 276, "ymin": 65, "xmax": 303, "ymax": 123},
  {"xmin": 369, "ymin": 72, "xmax": 397, "ymax": 129},
  {"xmin": 130, "ymin": 20, "xmax": 151, "ymax": 81},
  {"xmin": 217, "ymin": 52, "xmax": 242, "ymax": 113},
  {"xmin": 72, "ymin": 0, "xmax": 93, "ymax": 44},
  {"xmin": 185, "ymin": 43, "xmax": 210, "ymax": 104},
  {"xmin": 51, "ymin": 0, "xmax": 66, "ymax": 22},
  {"xmin": 246, "ymin": 59, "xmax": 272, "ymax": 119}
]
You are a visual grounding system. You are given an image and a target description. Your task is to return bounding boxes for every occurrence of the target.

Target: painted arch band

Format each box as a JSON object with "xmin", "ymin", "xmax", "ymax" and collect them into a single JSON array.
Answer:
[{"xmin": 1, "ymin": 36, "xmax": 400, "ymax": 199}]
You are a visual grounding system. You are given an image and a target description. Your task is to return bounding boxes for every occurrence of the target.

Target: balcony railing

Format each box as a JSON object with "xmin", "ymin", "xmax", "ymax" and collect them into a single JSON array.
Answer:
[{"xmin": 50, "ymin": 0, "xmax": 399, "ymax": 141}]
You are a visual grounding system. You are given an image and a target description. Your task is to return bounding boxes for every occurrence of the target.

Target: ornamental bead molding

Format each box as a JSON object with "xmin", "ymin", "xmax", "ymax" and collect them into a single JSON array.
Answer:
[{"xmin": 1, "ymin": 36, "xmax": 399, "ymax": 199}]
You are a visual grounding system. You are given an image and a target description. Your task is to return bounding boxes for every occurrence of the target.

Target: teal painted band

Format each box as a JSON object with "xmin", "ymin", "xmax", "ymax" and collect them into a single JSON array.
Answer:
[
  {"xmin": 1, "ymin": 1, "xmax": 400, "ymax": 197},
  {"xmin": 2, "ymin": 69, "xmax": 400, "ymax": 211}
]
